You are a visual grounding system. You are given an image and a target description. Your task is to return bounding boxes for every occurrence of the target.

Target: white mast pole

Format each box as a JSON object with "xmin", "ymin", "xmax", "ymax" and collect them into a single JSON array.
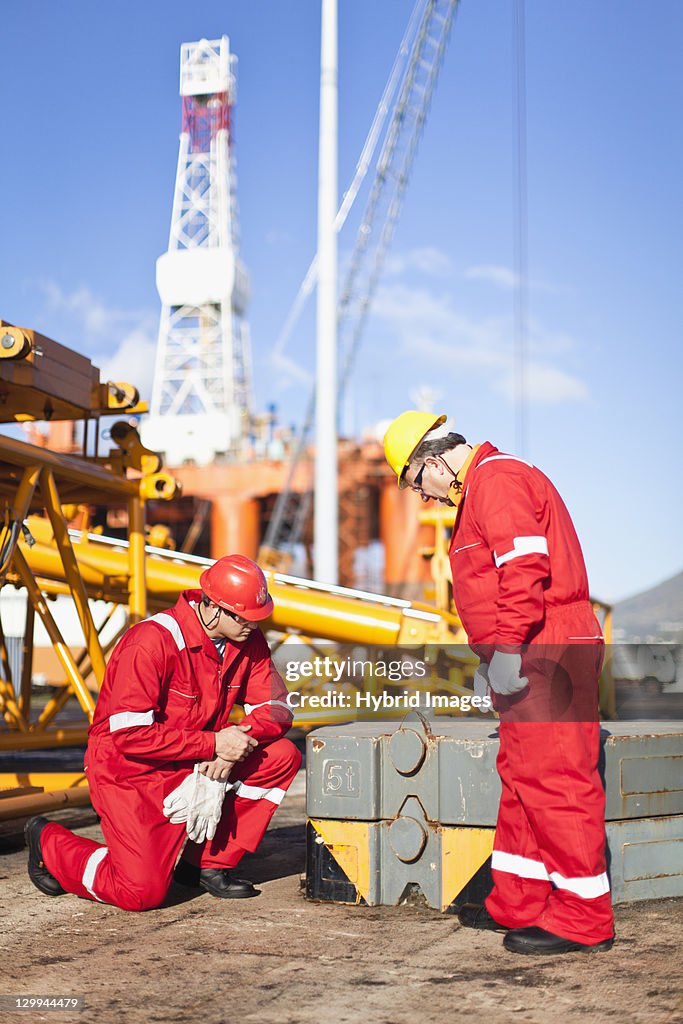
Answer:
[{"xmin": 314, "ymin": 0, "xmax": 339, "ymax": 583}]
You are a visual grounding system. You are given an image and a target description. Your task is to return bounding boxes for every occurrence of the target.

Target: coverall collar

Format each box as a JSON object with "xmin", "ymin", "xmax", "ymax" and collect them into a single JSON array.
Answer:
[
  {"xmin": 174, "ymin": 589, "xmax": 252, "ymax": 663},
  {"xmin": 450, "ymin": 441, "xmax": 499, "ymax": 525},
  {"xmin": 175, "ymin": 589, "xmax": 260, "ymax": 667},
  {"xmin": 463, "ymin": 440, "xmax": 498, "ymax": 482}
]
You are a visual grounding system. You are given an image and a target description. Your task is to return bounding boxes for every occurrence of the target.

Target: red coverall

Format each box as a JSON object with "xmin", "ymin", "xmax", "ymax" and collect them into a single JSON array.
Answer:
[
  {"xmin": 449, "ymin": 442, "xmax": 614, "ymax": 944},
  {"xmin": 40, "ymin": 589, "xmax": 301, "ymax": 911}
]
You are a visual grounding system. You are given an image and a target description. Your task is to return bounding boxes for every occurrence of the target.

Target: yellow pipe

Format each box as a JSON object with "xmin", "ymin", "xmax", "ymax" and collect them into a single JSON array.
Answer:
[
  {"xmin": 69, "ymin": 605, "xmax": 127, "ymax": 688},
  {"xmin": 0, "ymin": 682, "xmax": 25, "ymax": 730},
  {"xmin": 15, "ymin": 539, "xmax": 113, "ymax": 596},
  {"xmin": 0, "ymin": 726, "xmax": 89, "ymax": 750},
  {"xmin": 13, "ymin": 463, "xmax": 42, "ymax": 520},
  {"xmin": 35, "ymin": 616, "xmax": 127, "ymax": 730},
  {"xmin": 12, "ymin": 546, "xmax": 96, "ymax": 721},
  {"xmin": 18, "ymin": 599, "xmax": 34, "ymax": 718},
  {"xmin": 0, "ymin": 463, "xmax": 41, "ymax": 585},
  {"xmin": 21, "ymin": 519, "xmax": 465, "ymax": 646},
  {"xmin": 40, "ymin": 469, "xmax": 106, "ymax": 685},
  {"xmin": 418, "ymin": 505, "xmax": 456, "ymax": 614},
  {"xmin": 34, "ymin": 686, "xmax": 76, "ymax": 731},
  {"xmin": 0, "ymin": 772, "xmax": 87, "ymax": 790},
  {"xmin": 0, "ymin": 785, "xmax": 91, "ymax": 821},
  {"xmin": 128, "ymin": 494, "xmax": 147, "ymax": 623}
]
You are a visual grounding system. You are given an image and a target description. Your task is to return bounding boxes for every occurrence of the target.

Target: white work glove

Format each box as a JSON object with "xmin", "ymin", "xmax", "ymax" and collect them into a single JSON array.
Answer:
[
  {"xmin": 185, "ymin": 766, "xmax": 231, "ymax": 844},
  {"xmin": 163, "ymin": 770, "xmax": 199, "ymax": 825},
  {"xmin": 473, "ymin": 662, "xmax": 489, "ymax": 700},
  {"xmin": 163, "ymin": 766, "xmax": 232, "ymax": 843},
  {"xmin": 487, "ymin": 651, "xmax": 529, "ymax": 696}
]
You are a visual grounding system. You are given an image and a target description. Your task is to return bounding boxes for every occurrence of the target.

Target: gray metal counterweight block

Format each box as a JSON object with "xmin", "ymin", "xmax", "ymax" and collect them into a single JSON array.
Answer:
[
  {"xmin": 306, "ymin": 715, "xmax": 683, "ymax": 824},
  {"xmin": 306, "ymin": 713, "xmax": 683, "ymax": 906}
]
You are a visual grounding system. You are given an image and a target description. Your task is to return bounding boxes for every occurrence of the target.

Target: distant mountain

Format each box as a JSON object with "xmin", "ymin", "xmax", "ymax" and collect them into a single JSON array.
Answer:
[{"xmin": 613, "ymin": 570, "xmax": 683, "ymax": 642}]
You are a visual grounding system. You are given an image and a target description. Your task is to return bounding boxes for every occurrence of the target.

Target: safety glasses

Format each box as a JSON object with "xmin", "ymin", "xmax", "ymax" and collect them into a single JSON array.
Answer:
[{"xmin": 220, "ymin": 607, "xmax": 256, "ymax": 627}]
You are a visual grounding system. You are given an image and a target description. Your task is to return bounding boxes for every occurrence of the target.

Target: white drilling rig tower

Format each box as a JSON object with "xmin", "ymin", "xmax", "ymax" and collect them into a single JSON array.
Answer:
[{"xmin": 142, "ymin": 36, "xmax": 252, "ymax": 466}]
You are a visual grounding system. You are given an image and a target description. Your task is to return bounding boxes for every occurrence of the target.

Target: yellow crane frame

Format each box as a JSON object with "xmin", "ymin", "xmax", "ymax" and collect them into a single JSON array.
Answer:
[{"xmin": 0, "ymin": 319, "xmax": 615, "ymax": 821}]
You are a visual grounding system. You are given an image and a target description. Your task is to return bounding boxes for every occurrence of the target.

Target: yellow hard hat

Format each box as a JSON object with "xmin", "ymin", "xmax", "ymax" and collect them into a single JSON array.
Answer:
[{"xmin": 383, "ymin": 410, "xmax": 447, "ymax": 488}]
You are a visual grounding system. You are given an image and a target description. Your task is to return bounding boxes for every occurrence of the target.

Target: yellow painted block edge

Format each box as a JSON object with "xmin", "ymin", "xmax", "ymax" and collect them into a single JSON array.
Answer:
[
  {"xmin": 441, "ymin": 826, "xmax": 495, "ymax": 911},
  {"xmin": 309, "ymin": 818, "xmax": 372, "ymax": 903}
]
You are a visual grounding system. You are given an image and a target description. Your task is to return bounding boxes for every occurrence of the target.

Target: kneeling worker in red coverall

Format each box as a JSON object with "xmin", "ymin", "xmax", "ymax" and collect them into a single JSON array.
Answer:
[
  {"xmin": 384, "ymin": 412, "xmax": 615, "ymax": 956},
  {"xmin": 26, "ymin": 555, "xmax": 301, "ymax": 910}
]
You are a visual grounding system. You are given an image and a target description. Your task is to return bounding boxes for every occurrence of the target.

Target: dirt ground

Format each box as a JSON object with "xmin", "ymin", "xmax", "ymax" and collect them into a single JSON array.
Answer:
[{"xmin": 1, "ymin": 771, "xmax": 681, "ymax": 1024}]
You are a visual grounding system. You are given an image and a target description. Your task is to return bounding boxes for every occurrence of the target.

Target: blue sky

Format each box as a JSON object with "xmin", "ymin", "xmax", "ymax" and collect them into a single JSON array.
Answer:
[{"xmin": 1, "ymin": 0, "xmax": 681, "ymax": 603}]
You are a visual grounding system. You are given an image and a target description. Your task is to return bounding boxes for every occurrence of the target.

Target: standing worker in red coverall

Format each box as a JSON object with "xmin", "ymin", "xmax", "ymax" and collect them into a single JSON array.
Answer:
[
  {"xmin": 25, "ymin": 555, "xmax": 301, "ymax": 911},
  {"xmin": 384, "ymin": 411, "xmax": 614, "ymax": 956}
]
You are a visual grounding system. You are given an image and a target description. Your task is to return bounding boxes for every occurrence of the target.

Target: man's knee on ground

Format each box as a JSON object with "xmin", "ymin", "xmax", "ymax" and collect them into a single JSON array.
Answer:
[{"xmin": 116, "ymin": 878, "xmax": 170, "ymax": 912}]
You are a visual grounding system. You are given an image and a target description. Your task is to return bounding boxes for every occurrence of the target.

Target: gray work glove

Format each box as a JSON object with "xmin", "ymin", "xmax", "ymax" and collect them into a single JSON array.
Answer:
[
  {"xmin": 473, "ymin": 662, "xmax": 489, "ymax": 700},
  {"xmin": 487, "ymin": 651, "xmax": 529, "ymax": 696}
]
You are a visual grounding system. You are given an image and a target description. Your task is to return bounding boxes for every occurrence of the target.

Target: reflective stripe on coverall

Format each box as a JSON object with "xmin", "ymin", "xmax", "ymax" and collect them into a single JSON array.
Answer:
[
  {"xmin": 449, "ymin": 443, "xmax": 614, "ymax": 944},
  {"xmin": 40, "ymin": 589, "xmax": 301, "ymax": 911}
]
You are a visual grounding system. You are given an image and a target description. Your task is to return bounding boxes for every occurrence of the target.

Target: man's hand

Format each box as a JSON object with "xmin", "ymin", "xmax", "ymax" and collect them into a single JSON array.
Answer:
[
  {"xmin": 215, "ymin": 723, "xmax": 258, "ymax": 762},
  {"xmin": 198, "ymin": 757, "xmax": 234, "ymax": 782},
  {"xmin": 488, "ymin": 651, "xmax": 529, "ymax": 696}
]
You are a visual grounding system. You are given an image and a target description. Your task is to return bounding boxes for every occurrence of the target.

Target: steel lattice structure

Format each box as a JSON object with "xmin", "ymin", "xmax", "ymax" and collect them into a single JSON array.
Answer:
[{"xmin": 142, "ymin": 37, "xmax": 252, "ymax": 466}]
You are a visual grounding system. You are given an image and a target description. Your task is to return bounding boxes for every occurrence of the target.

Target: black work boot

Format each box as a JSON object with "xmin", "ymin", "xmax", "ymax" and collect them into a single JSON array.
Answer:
[
  {"xmin": 25, "ymin": 817, "xmax": 66, "ymax": 897},
  {"xmin": 504, "ymin": 926, "xmax": 615, "ymax": 956},
  {"xmin": 174, "ymin": 859, "xmax": 259, "ymax": 899},
  {"xmin": 458, "ymin": 903, "xmax": 507, "ymax": 932}
]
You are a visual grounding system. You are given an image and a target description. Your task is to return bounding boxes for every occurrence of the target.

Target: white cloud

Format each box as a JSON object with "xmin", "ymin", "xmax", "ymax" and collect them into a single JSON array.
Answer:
[
  {"xmin": 527, "ymin": 321, "xmax": 578, "ymax": 357},
  {"xmin": 268, "ymin": 247, "xmax": 453, "ymax": 394},
  {"xmin": 494, "ymin": 364, "xmax": 589, "ymax": 403},
  {"xmin": 409, "ymin": 384, "xmax": 443, "ymax": 411},
  {"xmin": 270, "ymin": 350, "xmax": 314, "ymax": 389},
  {"xmin": 372, "ymin": 283, "xmax": 510, "ymax": 366},
  {"xmin": 385, "ymin": 247, "xmax": 453, "ymax": 278},
  {"xmin": 370, "ymin": 281, "xmax": 588, "ymax": 405},
  {"xmin": 36, "ymin": 279, "xmax": 159, "ymax": 401},
  {"xmin": 40, "ymin": 280, "xmax": 154, "ymax": 339},
  {"xmin": 465, "ymin": 264, "xmax": 519, "ymax": 289},
  {"xmin": 464, "ymin": 263, "xmax": 566, "ymax": 296},
  {"xmin": 99, "ymin": 328, "xmax": 158, "ymax": 403}
]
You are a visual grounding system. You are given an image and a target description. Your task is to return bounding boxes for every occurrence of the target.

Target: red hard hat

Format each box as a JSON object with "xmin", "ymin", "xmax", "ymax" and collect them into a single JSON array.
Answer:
[{"xmin": 199, "ymin": 555, "xmax": 274, "ymax": 622}]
